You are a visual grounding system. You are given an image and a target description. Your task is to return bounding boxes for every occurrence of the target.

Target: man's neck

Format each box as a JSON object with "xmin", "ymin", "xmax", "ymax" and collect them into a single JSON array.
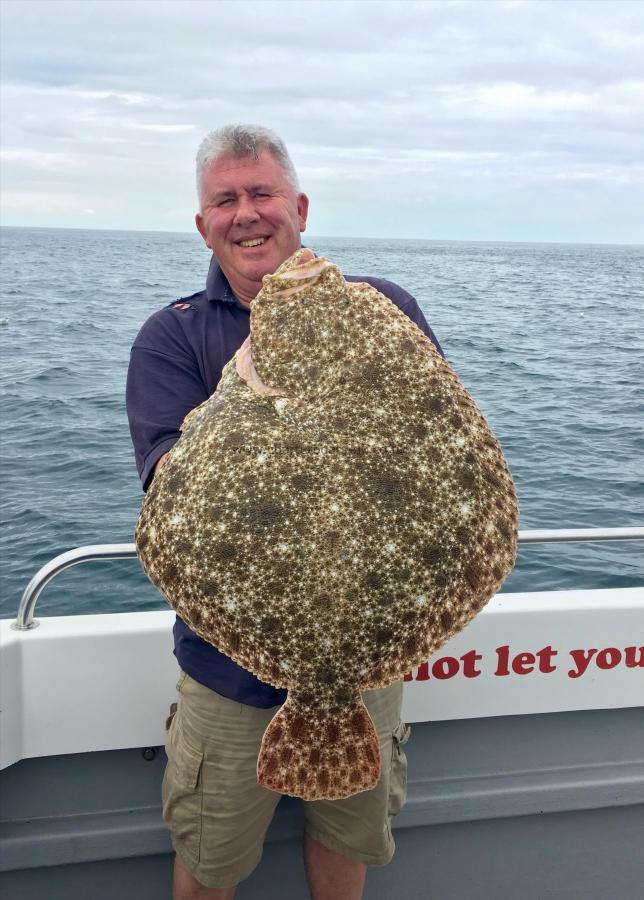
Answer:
[
  {"xmin": 227, "ymin": 277, "xmax": 260, "ymax": 310},
  {"xmin": 234, "ymin": 292, "xmax": 253, "ymax": 309}
]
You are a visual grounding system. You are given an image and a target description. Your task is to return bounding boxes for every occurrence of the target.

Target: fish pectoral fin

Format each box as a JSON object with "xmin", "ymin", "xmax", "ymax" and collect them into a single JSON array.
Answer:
[
  {"xmin": 235, "ymin": 335, "xmax": 287, "ymax": 398},
  {"xmin": 257, "ymin": 694, "xmax": 380, "ymax": 801}
]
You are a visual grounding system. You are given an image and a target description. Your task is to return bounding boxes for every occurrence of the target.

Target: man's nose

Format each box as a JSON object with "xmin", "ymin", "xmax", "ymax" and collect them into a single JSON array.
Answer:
[{"xmin": 233, "ymin": 195, "xmax": 261, "ymax": 227}]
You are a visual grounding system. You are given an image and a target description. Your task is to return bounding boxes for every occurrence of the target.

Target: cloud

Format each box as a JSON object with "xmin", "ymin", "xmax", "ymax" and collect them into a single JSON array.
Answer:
[
  {"xmin": 1, "ymin": 190, "xmax": 96, "ymax": 215},
  {"xmin": 126, "ymin": 123, "xmax": 196, "ymax": 134},
  {"xmin": 1, "ymin": 0, "xmax": 643, "ymax": 241},
  {"xmin": 0, "ymin": 148, "xmax": 86, "ymax": 171}
]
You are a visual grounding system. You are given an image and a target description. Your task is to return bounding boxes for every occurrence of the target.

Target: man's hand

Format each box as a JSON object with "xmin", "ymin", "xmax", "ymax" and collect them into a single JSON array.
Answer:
[{"xmin": 154, "ymin": 453, "xmax": 169, "ymax": 476}]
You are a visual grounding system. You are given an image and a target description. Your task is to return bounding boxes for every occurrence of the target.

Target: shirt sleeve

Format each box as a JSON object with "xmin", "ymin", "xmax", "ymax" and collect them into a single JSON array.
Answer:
[
  {"xmin": 383, "ymin": 282, "xmax": 444, "ymax": 358},
  {"xmin": 126, "ymin": 310, "xmax": 210, "ymax": 491},
  {"xmin": 399, "ymin": 298, "xmax": 444, "ymax": 357}
]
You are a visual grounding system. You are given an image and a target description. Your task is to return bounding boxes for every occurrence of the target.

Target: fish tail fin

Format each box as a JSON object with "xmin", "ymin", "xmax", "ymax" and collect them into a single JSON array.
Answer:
[{"xmin": 257, "ymin": 695, "xmax": 380, "ymax": 801}]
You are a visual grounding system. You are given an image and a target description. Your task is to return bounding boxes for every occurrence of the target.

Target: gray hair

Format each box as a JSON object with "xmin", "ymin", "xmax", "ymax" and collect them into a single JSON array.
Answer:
[{"xmin": 196, "ymin": 124, "xmax": 300, "ymax": 199}]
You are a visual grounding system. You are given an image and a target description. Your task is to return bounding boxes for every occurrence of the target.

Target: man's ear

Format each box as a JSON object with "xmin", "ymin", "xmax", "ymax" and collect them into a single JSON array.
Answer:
[
  {"xmin": 297, "ymin": 193, "xmax": 309, "ymax": 232},
  {"xmin": 195, "ymin": 213, "xmax": 211, "ymax": 248}
]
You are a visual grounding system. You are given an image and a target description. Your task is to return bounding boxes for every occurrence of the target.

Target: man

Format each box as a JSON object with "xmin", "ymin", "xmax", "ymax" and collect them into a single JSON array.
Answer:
[{"xmin": 127, "ymin": 124, "xmax": 444, "ymax": 900}]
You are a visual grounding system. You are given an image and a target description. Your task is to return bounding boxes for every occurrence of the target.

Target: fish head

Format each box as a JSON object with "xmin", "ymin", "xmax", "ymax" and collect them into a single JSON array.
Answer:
[{"xmin": 250, "ymin": 249, "xmax": 354, "ymax": 399}]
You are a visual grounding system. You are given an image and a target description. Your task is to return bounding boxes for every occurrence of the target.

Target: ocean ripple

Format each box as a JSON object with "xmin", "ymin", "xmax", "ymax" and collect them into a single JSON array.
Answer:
[{"xmin": 1, "ymin": 227, "xmax": 642, "ymax": 618}]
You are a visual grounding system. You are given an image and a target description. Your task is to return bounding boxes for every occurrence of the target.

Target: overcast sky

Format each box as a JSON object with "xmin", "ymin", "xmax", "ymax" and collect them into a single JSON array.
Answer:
[{"xmin": 1, "ymin": 0, "xmax": 643, "ymax": 242}]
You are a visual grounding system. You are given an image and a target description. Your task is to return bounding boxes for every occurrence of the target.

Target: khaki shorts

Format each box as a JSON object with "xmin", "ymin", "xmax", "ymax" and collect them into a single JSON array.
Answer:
[{"xmin": 162, "ymin": 670, "xmax": 411, "ymax": 889}]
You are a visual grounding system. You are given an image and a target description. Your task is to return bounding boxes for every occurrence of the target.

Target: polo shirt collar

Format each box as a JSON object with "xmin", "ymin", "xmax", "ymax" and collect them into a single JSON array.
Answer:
[
  {"xmin": 206, "ymin": 255, "xmax": 236, "ymax": 304},
  {"xmin": 205, "ymin": 247, "xmax": 312, "ymax": 306}
]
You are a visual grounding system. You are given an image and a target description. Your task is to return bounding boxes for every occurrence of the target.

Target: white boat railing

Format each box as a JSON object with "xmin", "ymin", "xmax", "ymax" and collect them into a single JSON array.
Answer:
[{"xmin": 10, "ymin": 527, "xmax": 644, "ymax": 632}]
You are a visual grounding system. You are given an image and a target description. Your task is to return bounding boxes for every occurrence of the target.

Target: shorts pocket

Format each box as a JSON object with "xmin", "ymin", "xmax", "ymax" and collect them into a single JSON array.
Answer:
[
  {"xmin": 165, "ymin": 670, "xmax": 186, "ymax": 734},
  {"xmin": 165, "ymin": 702, "xmax": 178, "ymax": 733},
  {"xmin": 162, "ymin": 721, "xmax": 205, "ymax": 864},
  {"xmin": 388, "ymin": 720, "xmax": 411, "ymax": 818}
]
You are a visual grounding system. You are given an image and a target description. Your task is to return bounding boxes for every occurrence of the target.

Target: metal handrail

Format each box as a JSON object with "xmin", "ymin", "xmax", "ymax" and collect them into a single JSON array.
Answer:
[
  {"xmin": 11, "ymin": 528, "xmax": 644, "ymax": 632},
  {"xmin": 12, "ymin": 544, "xmax": 136, "ymax": 632}
]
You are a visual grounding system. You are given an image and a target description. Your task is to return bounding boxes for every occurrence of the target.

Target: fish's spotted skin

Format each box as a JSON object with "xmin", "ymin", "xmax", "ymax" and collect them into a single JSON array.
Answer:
[{"xmin": 135, "ymin": 249, "xmax": 518, "ymax": 801}]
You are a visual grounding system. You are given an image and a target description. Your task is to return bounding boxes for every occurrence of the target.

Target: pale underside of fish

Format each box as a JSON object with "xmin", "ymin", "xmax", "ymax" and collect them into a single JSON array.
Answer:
[{"xmin": 135, "ymin": 248, "xmax": 518, "ymax": 801}]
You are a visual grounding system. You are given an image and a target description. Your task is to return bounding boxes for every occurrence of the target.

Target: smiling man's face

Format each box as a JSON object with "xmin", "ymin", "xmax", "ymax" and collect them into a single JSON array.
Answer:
[{"xmin": 196, "ymin": 150, "xmax": 309, "ymax": 307}]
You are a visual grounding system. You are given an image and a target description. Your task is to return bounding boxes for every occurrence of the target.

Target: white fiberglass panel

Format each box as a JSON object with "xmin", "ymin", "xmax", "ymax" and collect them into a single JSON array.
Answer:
[{"xmin": 1, "ymin": 589, "xmax": 643, "ymax": 770}]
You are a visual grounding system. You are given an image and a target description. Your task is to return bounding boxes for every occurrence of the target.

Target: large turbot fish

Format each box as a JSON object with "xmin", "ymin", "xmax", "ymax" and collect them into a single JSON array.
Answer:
[{"xmin": 135, "ymin": 248, "xmax": 518, "ymax": 801}]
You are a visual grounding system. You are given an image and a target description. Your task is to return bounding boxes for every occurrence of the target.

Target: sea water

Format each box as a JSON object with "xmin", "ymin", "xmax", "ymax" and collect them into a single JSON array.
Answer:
[{"xmin": 0, "ymin": 226, "xmax": 642, "ymax": 619}]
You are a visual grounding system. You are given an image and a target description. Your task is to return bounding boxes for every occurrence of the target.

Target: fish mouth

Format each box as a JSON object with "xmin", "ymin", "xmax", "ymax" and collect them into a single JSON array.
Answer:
[{"xmin": 267, "ymin": 252, "xmax": 333, "ymax": 299}]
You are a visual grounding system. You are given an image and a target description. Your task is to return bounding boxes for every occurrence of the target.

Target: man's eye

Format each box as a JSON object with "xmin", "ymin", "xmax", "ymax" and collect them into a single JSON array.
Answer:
[
  {"xmin": 254, "ymin": 192, "xmax": 269, "ymax": 199},
  {"xmin": 218, "ymin": 198, "xmax": 234, "ymax": 207}
]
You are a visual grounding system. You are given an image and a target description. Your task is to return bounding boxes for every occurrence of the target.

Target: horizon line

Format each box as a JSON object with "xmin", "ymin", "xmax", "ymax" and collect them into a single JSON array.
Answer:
[{"xmin": 0, "ymin": 223, "xmax": 642, "ymax": 248}]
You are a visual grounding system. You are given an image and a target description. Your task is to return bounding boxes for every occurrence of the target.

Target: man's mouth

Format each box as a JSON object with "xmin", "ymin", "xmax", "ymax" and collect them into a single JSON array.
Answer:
[{"xmin": 237, "ymin": 237, "xmax": 268, "ymax": 248}]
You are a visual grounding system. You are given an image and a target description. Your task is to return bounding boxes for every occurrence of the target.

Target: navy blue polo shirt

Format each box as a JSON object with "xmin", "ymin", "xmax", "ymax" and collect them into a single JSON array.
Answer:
[{"xmin": 126, "ymin": 254, "xmax": 444, "ymax": 707}]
